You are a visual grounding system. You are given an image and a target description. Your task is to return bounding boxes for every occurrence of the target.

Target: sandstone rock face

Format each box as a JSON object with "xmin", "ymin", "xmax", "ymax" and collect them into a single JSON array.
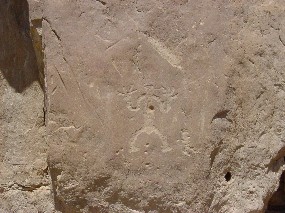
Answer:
[
  {"xmin": 44, "ymin": 0, "xmax": 228, "ymax": 212},
  {"xmin": 1, "ymin": 0, "xmax": 285, "ymax": 212},
  {"xmin": 0, "ymin": 0, "xmax": 54, "ymax": 212}
]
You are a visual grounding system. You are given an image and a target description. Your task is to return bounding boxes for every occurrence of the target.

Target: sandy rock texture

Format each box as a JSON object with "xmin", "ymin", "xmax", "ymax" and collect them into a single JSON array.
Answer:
[
  {"xmin": 1, "ymin": 0, "xmax": 285, "ymax": 212},
  {"xmin": 0, "ymin": 0, "xmax": 54, "ymax": 212}
]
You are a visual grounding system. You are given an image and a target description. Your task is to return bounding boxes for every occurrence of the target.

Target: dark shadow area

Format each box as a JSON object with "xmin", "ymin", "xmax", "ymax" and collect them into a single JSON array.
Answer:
[
  {"xmin": 266, "ymin": 172, "xmax": 285, "ymax": 213},
  {"xmin": 48, "ymin": 164, "xmax": 64, "ymax": 212},
  {"xmin": 0, "ymin": 0, "xmax": 42, "ymax": 93},
  {"xmin": 225, "ymin": 171, "xmax": 231, "ymax": 182}
]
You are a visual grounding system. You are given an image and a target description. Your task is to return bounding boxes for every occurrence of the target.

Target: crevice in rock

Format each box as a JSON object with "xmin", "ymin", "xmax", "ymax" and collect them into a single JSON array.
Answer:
[
  {"xmin": 30, "ymin": 18, "xmax": 44, "ymax": 89},
  {"xmin": 266, "ymin": 171, "xmax": 285, "ymax": 213},
  {"xmin": 29, "ymin": 17, "xmax": 47, "ymax": 125},
  {"xmin": 42, "ymin": 18, "xmax": 62, "ymax": 44},
  {"xmin": 279, "ymin": 35, "xmax": 285, "ymax": 47},
  {"xmin": 14, "ymin": 183, "xmax": 49, "ymax": 192}
]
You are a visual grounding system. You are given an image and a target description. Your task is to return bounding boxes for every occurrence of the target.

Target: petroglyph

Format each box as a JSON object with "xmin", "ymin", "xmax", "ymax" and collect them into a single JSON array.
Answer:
[
  {"xmin": 177, "ymin": 129, "xmax": 199, "ymax": 156},
  {"xmin": 147, "ymin": 37, "xmax": 182, "ymax": 70},
  {"xmin": 119, "ymin": 85, "xmax": 177, "ymax": 153}
]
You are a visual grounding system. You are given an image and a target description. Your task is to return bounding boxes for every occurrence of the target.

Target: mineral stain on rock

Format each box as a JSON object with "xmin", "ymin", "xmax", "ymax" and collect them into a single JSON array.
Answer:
[{"xmin": 1, "ymin": 0, "xmax": 285, "ymax": 212}]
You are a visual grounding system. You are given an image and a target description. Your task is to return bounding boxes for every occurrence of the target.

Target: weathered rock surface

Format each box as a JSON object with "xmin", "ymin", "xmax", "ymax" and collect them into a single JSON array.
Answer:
[
  {"xmin": 1, "ymin": 0, "xmax": 285, "ymax": 212},
  {"xmin": 0, "ymin": 0, "xmax": 54, "ymax": 212}
]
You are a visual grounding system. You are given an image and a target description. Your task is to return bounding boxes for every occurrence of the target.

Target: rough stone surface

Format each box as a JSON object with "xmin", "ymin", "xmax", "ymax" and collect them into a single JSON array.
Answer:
[
  {"xmin": 1, "ymin": 0, "xmax": 285, "ymax": 212},
  {"xmin": 0, "ymin": 0, "xmax": 54, "ymax": 212}
]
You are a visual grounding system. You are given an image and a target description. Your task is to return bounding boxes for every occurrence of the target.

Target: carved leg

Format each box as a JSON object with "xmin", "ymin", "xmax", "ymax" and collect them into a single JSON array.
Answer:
[
  {"xmin": 152, "ymin": 128, "xmax": 172, "ymax": 153},
  {"xmin": 129, "ymin": 128, "xmax": 145, "ymax": 153}
]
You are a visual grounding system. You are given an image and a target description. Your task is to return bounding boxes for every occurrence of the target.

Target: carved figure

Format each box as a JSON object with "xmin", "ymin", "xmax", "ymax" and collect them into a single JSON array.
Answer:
[{"xmin": 119, "ymin": 85, "xmax": 177, "ymax": 153}]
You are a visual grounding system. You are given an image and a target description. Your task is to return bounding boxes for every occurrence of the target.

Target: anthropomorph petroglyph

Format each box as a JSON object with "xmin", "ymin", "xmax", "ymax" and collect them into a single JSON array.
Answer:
[{"xmin": 119, "ymin": 85, "xmax": 177, "ymax": 153}]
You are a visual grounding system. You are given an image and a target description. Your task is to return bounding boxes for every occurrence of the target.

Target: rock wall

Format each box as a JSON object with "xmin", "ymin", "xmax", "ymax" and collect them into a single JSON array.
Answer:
[
  {"xmin": 0, "ymin": 0, "xmax": 54, "ymax": 212},
  {"xmin": 0, "ymin": 0, "xmax": 285, "ymax": 212},
  {"xmin": 209, "ymin": 1, "xmax": 285, "ymax": 212}
]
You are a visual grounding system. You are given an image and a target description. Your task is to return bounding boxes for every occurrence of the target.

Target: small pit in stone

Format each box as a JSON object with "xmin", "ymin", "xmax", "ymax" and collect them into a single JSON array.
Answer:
[
  {"xmin": 149, "ymin": 105, "xmax": 154, "ymax": 110},
  {"xmin": 225, "ymin": 172, "xmax": 232, "ymax": 182}
]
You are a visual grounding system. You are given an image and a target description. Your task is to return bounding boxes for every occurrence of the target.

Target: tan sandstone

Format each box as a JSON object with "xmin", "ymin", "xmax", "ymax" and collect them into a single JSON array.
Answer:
[{"xmin": 0, "ymin": 0, "xmax": 285, "ymax": 213}]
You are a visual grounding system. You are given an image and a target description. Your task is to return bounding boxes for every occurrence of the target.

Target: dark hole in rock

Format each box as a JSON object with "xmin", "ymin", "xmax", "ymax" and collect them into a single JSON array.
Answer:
[
  {"xmin": 149, "ymin": 105, "xmax": 154, "ymax": 110},
  {"xmin": 225, "ymin": 172, "xmax": 231, "ymax": 182},
  {"xmin": 266, "ymin": 172, "xmax": 285, "ymax": 213},
  {"xmin": 212, "ymin": 110, "xmax": 230, "ymax": 120}
]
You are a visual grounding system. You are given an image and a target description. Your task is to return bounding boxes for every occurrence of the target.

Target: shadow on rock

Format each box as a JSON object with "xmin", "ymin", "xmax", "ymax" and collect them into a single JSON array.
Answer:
[{"xmin": 0, "ymin": 0, "xmax": 41, "ymax": 93}]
